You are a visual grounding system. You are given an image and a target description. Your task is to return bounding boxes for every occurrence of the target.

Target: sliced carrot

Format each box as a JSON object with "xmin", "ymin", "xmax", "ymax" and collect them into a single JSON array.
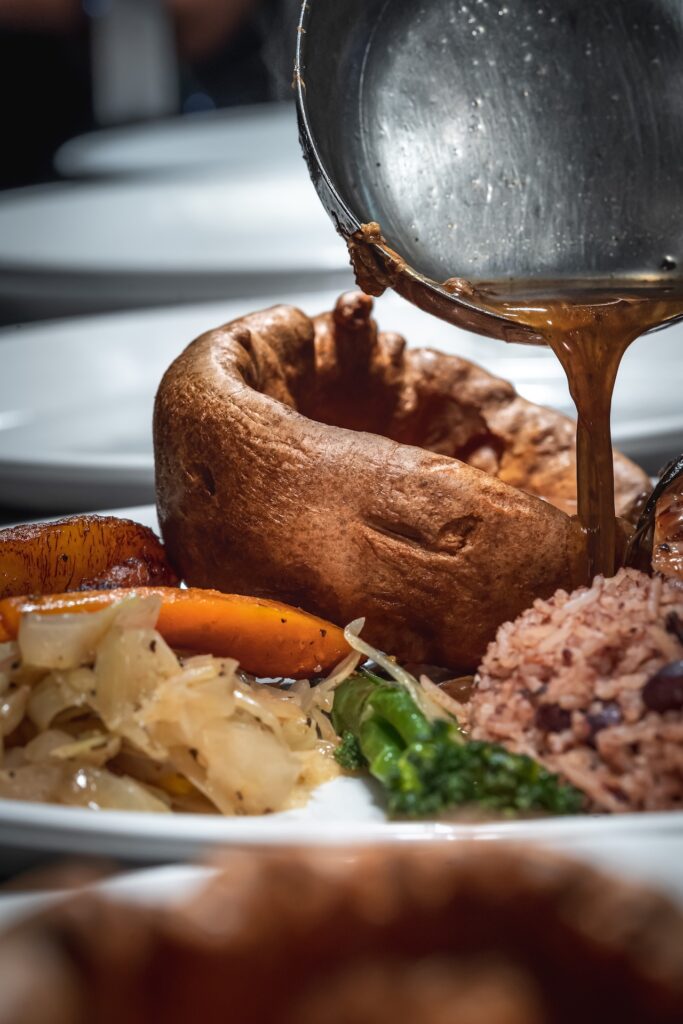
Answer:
[{"xmin": 0, "ymin": 587, "xmax": 349, "ymax": 679}]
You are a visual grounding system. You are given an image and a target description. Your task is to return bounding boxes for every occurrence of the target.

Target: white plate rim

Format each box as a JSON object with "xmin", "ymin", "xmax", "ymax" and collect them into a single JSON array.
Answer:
[
  {"xmin": 0, "ymin": 174, "xmax": 347, "ymax": 277},
  {"xmin": 1, "ymin": 783, "xmax": 682, "ymax": 853},
  {"xmin": 54, "ymin": 101, "xmax": 297, "ymax": 179}
]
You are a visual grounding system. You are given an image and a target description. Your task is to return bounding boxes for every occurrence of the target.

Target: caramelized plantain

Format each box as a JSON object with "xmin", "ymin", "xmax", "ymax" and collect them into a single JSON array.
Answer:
[
  {"xmin": 0, "ymin": 515, "xmax": 179, "ymax": 599},
  {"xmin": 653, "ymin": 474, "xmax": 683, "ymax": 581},
  {"xmin": 625, "ymin": 454, "xmax": 683, "ymax": 579}
]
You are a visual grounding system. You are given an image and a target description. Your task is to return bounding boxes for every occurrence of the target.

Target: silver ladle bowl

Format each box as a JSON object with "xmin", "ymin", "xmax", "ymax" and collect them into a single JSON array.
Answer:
[{"xmin": 295, "ymin": 0, "xmax": 683, "ymax": 343}]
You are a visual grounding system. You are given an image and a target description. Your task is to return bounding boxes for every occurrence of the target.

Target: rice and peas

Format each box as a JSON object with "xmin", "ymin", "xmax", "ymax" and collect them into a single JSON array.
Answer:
[{"xmin": 470, "ymin": 569, "xmax": 683, "ymax": 812}]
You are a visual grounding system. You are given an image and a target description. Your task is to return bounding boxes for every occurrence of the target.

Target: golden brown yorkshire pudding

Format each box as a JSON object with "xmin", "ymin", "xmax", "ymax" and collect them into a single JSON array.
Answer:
[{"xmin": 154, "ymin": 292, "xmax": 648, "ymax": 671}]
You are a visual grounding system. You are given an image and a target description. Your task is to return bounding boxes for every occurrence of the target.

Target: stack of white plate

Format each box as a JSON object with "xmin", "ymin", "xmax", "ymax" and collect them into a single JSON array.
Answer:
[
  {"xmin": 1, "ymin": 288, "xmax": 681, "ymax": 512},
  {"xmin": 0, "ymin": 103, "xmax": 351, "ymax": 325},
  {"xmin": 0, "ymin": 100, "xmax": 680, "ymax": 510},
  {"xmin": 54, "ymin": 102, "xmax": 300, "ymax": 180}
]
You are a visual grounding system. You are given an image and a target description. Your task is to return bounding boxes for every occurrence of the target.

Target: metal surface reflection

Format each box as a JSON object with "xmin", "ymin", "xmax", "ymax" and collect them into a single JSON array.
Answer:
[{"xmin": 296, "ymin": 0, "xmax": 683, "ymax": 338}]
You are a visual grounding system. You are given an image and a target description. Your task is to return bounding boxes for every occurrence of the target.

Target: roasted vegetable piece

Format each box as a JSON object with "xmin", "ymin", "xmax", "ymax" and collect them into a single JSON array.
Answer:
[
  {"xmin": 0, "ymin": 587, "xmax": 349, "ymax": 679},
  {"xmin": 653, "ymin": 471, "xmax": 683, "ymax": 581},
  {"xmin": 0, "ymin": 515, "xmax": 179, "ymax": 600},
  {"xmin": 332, "ymin": 671, "xmax": 584, "ymax": 817},
  {"xmin": 625, "ymin": 453, "xmax": 683, "ymax": 579}
]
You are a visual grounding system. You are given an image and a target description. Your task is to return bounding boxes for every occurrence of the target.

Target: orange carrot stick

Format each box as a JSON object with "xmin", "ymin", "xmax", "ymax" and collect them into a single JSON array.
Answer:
[{"xmin": 0, "ymin": 587, "xmax": 350, "ymax": 679}]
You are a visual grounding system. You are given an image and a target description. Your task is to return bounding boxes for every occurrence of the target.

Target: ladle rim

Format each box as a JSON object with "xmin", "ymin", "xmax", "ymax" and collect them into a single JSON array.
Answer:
[
  {"xmin": 293, "ymin": 0, "xmax": 539, "ymax": 343},
  {"xmin": 294, "ymin": 0, "xmax": 683, "ymax": 343}
]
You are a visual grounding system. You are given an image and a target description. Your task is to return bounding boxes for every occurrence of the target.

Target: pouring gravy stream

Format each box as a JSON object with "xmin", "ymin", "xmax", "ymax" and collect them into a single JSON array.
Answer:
[
  {"xmin": 463, "ymin": 278, "xmax": 683, "ymax": 579},
  {"xmin": 350, "ymin": 226, "xmax": 683, "ymax": 581}
]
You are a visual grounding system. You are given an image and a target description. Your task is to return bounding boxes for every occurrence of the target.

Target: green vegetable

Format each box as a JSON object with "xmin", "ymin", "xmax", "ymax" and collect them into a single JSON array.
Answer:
[
  {"xmin": 332, "ymin": 670, "xmax": 584, "ymax": 817},
  {"xmin": 334, "ymin": 730, "xmax": 365, "ymax": 771}
]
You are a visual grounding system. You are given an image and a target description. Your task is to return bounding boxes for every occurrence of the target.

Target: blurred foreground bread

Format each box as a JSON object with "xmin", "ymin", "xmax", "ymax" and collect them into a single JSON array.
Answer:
[
  {"xmin": 154, "ymin": 292, "xmax": 649, "ymax": 670},
  {"xmin": 1, "ymin": 845, "xmax": 682, "ymax": 1024}
]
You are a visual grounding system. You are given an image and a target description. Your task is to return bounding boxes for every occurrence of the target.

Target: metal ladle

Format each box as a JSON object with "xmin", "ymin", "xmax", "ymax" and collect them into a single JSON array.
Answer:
[{"xmin": 295, "ymin": 0, "xmax": 683, "ymax": 344}]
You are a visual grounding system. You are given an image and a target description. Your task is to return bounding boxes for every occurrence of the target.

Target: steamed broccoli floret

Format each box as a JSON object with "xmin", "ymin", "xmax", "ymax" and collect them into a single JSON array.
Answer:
[
  {"xmin": 335, "ymin": 730, "xmax": 366, "ymax": 771},
  {"xmin": 332, "ymin": 671, "xmax": 584, "ymax": 818}
]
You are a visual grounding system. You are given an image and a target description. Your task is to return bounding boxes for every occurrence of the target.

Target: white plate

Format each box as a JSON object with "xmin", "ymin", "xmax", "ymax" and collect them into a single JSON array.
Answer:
[
  {"xmin": 1, "ymin": 291, "xmax": 681, "ymax": 510},
  {"xmin": 0, "ymin": 864, "xmax": 212, "ymax": 930},
  {"xmin": 4, "ymin": 829, "xmax": 683, "ymax": 940},
  {"xmin": 0, "ymin": 155, "xmax": 350, "ymax": 323},
  {"xmin": 3, "ymin": 776, "xmax": 683, "ymax": 868},
  {"xmin": 0, "ymin": 503, "xmax": 680, "ymax": 874},
  {"xmin": 0, "ymin": 173, "xmax": 342, "ymax": 276},
  {"xmin": 2, "ymin": 830, "xmax": 683, "ymax": 934},
  {"xmin": 54, "ymin": 102, "xmax": 299, "ymax": 180}
]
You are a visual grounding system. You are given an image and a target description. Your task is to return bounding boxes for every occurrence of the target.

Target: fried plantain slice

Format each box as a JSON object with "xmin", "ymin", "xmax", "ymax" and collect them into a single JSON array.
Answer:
[{"xmin": 0, "ymin": 515, "xmax": 179, "ymax": 600}]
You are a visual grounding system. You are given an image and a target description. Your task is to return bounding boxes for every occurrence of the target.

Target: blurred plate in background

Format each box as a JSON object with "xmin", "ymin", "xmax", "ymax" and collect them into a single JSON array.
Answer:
[
  {"xmin": 55, "ymin": 102, "xmax": 298, "ymax": 180},
  {"xmin": 2, "ymin": 830, "xmax": 683, "ymax": 921},
  {"xmin": 0, "ymin": 865, "xmax": 212, "ymax": 930},
  {"xmin": 0, "ymin": 169, "xmax": 350, "ymax": 325},
  {"xmin": 0, "ymin": 289, "xmax": 681, "ymax": 512}
]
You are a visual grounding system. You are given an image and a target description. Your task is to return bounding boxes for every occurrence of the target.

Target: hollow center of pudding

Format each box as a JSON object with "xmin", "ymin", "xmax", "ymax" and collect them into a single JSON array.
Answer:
[
  {"xmin": 304, "ymin": 330, "xmax": 507, "ymax": 476},
  {"xmin": 273, "ymin": 298, "xmax": 638, "ymax": 523}
]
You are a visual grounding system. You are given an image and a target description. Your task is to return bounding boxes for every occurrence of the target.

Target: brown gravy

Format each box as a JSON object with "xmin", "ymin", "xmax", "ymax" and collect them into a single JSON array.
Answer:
[
  {"xmin": 349, "ymin": 225, "xmax": 683, "ymax": 580},
  {"xmin": 463, "ymin": 279, "xmax": 683, "ymax": 579}
]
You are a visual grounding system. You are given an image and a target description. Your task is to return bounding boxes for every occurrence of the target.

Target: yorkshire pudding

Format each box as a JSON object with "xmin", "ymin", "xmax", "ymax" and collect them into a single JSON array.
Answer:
[{"xmin": 154, "ymin": 292, "xmax": 648, "ymax": 670}]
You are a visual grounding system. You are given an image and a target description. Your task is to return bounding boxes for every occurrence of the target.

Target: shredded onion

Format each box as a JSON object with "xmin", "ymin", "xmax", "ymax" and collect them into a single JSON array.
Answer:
[
  {"xmin": 61, "ymin": 765, "xmax": 171, "ymax": 813},
  {"xmin": 18, "ymin": 596, "xmax": 161, "ymax": 670},
  {"xmin": 418, "ymin": 674, "xmax": 465, "ymax": 723},
  {"xmin": 0, "ymin": 597, "xmax": 339, "ymax": 816},
  {"xmin": 312, "ymin": 647, "xmax": 363, "ymax": 711},
  {"xmin": 0, "ymin": 685, "xmax": 30, "ymax": 738},
  {"xmin": 310, "ymin": 707, "xmax": 339, "ymax": 743},
  {"xmin": 23, "ymin": 729, "xmax": 75, "ymax": 763},
  {"xmin": 340, "ymin": 621, "xmax": 462, "ymax": 723},
  {"xmin": 342, "ymin": 619, "xmax": 426, "ymax": 708},
  {"xmin": 28, "ymin": 673, "xmax": 90, "ymax": 731},
  {"xmin": 50, "ymin": 732, "xmax": 122, "ymax": 767},
  {"xmin": 233, "ymin": 687, "xmax": 285, "ymax": 737},
  {"xmin": 0, "ymin": 642, "xmax": 19, "ymax": 678}
]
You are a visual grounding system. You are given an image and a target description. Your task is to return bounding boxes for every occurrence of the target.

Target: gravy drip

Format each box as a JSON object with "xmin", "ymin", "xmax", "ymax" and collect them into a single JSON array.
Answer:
[{"xmin": 466, "ymin": 280, "xmax": 683, "ymax": 579}]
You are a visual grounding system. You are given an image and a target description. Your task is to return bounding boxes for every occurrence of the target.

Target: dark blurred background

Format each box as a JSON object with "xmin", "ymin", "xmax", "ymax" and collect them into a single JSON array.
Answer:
[{"xmin": 0, "ymin": 0, "xmax": 299, "ymax": 189}]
